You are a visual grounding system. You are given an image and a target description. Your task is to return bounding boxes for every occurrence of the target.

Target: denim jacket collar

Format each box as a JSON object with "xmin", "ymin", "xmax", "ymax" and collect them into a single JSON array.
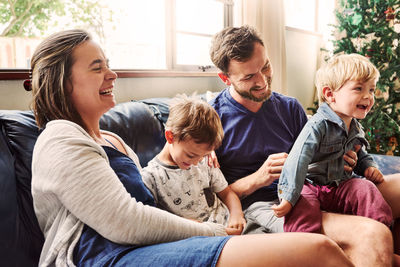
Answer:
[
  {"xmin": 317, "ymin": 102, "xmax": 366, "ymax": 146},
  {"xmin": 317, "ymin": 102, "xmax": 362, "ymax": 133}
]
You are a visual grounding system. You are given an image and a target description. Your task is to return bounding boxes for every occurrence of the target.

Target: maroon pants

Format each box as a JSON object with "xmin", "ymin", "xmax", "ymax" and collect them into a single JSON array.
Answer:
[{"xmin": 284, "ymin": 178, "xmax": 393, "ymax": 233}]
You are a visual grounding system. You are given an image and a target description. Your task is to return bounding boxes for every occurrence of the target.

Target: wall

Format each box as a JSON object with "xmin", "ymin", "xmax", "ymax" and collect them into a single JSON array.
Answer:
[
  {"xmin": 285, "ymin": 27, "xmax": 322, "ymax": 112},
  {"xmin": 0, "ymin": 76, "xmax": 226, "ymax": 110},
  {"xmin": 0, "ymin": 28, "xmax": 323, "ymax": 111}
]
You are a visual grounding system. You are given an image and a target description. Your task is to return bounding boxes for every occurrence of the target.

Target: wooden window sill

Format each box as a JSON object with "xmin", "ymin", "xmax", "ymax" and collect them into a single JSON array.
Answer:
[{"xmin": 0, "ymin": 69, "xmax": 218, "ymax": 80}]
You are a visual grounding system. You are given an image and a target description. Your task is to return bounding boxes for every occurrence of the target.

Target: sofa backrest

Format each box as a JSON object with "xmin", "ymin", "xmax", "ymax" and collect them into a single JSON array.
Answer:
[{"xmin": 0, "ymin": 98, "xmax": 169, "ymax": 266}]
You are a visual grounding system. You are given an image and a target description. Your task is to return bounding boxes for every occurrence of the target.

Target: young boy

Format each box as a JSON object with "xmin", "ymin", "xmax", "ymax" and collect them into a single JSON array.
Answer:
[
  {"xmin": 272, "ymin": 53, "xmax": 393, "ymax": 233},
  {"xmin": 142, "ymin": 95, "xmax": 246, "ymax": 234}
]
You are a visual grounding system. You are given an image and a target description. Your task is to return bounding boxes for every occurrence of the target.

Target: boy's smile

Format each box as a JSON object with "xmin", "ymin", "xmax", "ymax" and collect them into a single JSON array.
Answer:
[
  {"xmin": 328, "ymin": 79, "xmax": 376, "ymax": 128},
  {"xmin": 161, "ymin": 136, "xmax": 213, "ymax": 170}
]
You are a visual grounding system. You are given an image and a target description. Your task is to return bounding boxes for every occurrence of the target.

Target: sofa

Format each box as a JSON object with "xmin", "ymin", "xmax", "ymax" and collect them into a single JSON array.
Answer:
[{"xmin": 1, "ymin": 96, "xmax": 400, "ymax": 266}]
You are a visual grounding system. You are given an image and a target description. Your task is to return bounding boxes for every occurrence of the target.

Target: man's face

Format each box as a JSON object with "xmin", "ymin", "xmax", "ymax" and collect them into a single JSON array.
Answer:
[{"xmin": 224, "ymin": 42, "xmax": 273, "ymax": 103}]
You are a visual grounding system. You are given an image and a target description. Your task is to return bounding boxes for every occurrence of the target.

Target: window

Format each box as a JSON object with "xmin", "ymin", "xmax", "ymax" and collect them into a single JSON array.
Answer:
[
  {"xmin": 0, "ymin": 0, "xmax": 232, "ymax": 71},
  {"xmin": 174, "ymin": 0, "xmax": 226, "ymax": 70},
  {"xmin": 284, "ymin": 0, "xmax": 335, "ymax": 34}
]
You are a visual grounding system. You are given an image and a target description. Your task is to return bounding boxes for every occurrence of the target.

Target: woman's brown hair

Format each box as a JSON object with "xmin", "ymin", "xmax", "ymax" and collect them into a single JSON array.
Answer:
[{"xmin": 31, "ymin": 29, "xmax": 91, "ymax": 129}]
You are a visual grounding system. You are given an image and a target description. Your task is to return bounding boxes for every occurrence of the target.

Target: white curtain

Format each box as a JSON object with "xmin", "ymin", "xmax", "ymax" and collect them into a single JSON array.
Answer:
[{"xmin": 233, "ymin": 0, "xmax": 287, "ymax": 94}]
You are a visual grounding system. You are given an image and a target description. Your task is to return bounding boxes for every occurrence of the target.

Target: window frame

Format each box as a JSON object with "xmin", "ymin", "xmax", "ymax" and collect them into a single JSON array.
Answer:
[{"xmin": 0, "ymin": 0, "xmax": 233, "ymax": 79}]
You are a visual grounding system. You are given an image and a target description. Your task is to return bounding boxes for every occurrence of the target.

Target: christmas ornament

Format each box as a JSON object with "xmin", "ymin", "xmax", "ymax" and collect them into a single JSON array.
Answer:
[
  {"xmin": 385, "ymin": 7, "xmax": 395, "ymax": 27},
  {"xmin": 386, "ymin": 136, "xmax": 398, "ymax": 156}
]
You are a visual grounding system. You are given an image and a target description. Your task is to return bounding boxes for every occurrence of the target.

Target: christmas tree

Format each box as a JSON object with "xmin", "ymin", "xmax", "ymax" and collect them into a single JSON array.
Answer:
[{"xmin": 329, "ymin": 0, "xmax": 400, "ymax": 155}]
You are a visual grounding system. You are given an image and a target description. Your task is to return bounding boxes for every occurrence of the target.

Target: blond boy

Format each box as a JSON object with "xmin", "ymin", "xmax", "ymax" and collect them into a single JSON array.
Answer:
[
  {"xmin": 142, "ymin": 95, "xmax": 246, "ymax": 234},
  {"xmin": 273, "ymin": 54, "xmax": 392, "ymax": 232}
]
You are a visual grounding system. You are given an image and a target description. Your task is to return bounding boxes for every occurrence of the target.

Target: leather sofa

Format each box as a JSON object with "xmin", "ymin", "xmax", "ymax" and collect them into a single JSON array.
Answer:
[
  {"xmin": 1, "ymin": 97, "xmax": 400, "ymax": 266},
  {"xmin": 0, "ymin": 98, "xmax": 170, "ymax": 266}
]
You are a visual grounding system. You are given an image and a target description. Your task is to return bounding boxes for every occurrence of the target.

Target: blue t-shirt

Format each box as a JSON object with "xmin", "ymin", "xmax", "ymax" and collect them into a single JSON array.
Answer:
[{"xmin": 210, "ymin": 88, "xmax": 308, "ymax": 209}]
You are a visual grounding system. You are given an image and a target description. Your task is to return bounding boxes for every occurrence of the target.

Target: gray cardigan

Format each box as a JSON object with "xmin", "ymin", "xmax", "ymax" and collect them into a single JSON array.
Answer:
[{"xmin": 32, "ymin": 120, "xmax": 226, "ymax": 266}]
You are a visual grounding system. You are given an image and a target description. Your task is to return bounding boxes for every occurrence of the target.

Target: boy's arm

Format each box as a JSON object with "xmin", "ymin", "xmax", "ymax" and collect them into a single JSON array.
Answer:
[
  {"xmin": 278, "ymin": 123, "xmax": 322, "ymax": 208},
  {"xmin": 217, "ymin": 186, "xmax": 246, "ymax": 234}
]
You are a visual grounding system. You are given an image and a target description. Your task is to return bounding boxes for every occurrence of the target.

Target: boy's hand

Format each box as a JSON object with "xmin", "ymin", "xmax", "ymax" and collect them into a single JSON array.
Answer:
[
  {"xmin": 225, "ymin": 227, "xmax": 243, "ymax": 235},
  {"xmin": 227, "ymin": 214, "xmax": 246, "ymax": 234},
  {"xmin": 272, "ymin": 199, "xmax": 292, "ymax": 217},
  {"xmin": 364, "ymin": 167, "xmax": 384, "ymax": 184},
  {"xmin": 207, "ymin": 151, "xmax": 220, "ymax": 168}
]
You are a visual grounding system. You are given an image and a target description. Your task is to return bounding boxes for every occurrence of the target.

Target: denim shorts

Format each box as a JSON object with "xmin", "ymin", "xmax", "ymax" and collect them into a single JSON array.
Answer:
[{"xmin": 113, "ymin": 236, "xmax": 231, "ymax": 267}]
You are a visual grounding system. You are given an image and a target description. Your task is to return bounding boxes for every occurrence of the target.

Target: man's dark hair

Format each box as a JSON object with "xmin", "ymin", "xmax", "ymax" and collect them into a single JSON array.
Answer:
[{"xmin": 210, "ymin": 25, "xmax": 264, "ymax": 74}]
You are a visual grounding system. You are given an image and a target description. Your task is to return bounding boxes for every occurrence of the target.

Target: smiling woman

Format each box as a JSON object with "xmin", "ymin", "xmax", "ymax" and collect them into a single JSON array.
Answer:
[{"xmin": 68, "ymin": 40, "xmax": 118, "ymax": 135}]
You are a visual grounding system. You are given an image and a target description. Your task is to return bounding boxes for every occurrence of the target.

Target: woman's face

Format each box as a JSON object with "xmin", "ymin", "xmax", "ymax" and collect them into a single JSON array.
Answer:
[{"xmin": 69, "ymin": 40, "xmax": 117, "ymax": 122}]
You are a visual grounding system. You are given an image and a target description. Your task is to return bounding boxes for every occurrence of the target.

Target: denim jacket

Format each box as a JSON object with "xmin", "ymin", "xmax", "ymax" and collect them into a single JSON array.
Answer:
[{"xmin": 278, "ymin": 102, "xmax": 377, "ymax": 206}]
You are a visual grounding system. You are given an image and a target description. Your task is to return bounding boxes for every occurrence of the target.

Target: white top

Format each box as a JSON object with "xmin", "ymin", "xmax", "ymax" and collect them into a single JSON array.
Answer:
[
  {"xmin": 142, "ymin": 157, "xmax": 230, "ymax": 225},
  {"xmin": 31, "ymin": 120, "xmax": 226, "ymax": 267}
]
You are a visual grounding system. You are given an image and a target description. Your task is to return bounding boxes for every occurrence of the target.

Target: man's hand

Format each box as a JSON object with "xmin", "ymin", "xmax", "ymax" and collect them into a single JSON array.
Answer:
[
  {"xmin": 257, "ymin": 152, "xmax": 288, "ymax": 187},
  {"xmin": 364, "ymin": 166, "xmax": 384, "ymax": 184},
  {"xmin": 343, "ymin": 145, "xmax": 361, "ymax": 172},
  {"xmin": 207, "ymin": 151, "xmax": 220, "ymax": 168},
  {"xmin": 272, "ymin": 199, "xmax": 292, "ymax": 217}
]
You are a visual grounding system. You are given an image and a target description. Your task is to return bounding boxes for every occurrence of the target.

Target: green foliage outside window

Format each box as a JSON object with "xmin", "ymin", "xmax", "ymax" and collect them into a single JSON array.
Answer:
[{"xmin": 0, "ymin": 0, "xmax": 112, "ymax": 38}]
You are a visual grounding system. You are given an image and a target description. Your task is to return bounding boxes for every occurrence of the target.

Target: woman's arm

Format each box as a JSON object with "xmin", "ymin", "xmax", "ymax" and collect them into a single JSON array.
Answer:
[{"xmin": 32, "ymin": 121, "xmax": 226, "ymax": 246}]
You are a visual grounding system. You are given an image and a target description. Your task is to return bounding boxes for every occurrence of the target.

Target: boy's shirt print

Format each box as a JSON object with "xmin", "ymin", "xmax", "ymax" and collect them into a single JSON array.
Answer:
[{"xmin": 142, "ymin": 157, "xmax": 230, "ymax": 225}]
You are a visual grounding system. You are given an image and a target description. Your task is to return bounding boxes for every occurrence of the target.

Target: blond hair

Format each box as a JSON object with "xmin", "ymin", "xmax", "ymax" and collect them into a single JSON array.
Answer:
[
  {"xmin": 31, "ymin": 29, "xmax": 91, "ymax": 129},
  {"xmin": 315, "ymin": 53, "xmax": 380, "ymax": 103},
  {"xmin": 166, "ymin": 95, "xmax": 224, "ymax": 149}
]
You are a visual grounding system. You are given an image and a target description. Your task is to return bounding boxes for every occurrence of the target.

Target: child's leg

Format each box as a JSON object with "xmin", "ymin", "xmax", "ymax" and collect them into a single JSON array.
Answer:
[
  {"xmin": 330, "ymin": 178, "xmax": 393, "ymax": 227},
  {"xmin": 284, "ymin": 183, "xmax": 322, "ymax": 233}
]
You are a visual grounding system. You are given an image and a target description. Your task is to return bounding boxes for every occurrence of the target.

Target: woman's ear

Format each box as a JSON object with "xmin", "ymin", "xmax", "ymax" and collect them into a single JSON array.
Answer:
[
  {"xmin": 218, "ymin": 72, "xmax": 231, "ymax": 86},
  {"xmin": 322, "ymin": 86, "xmax": 335, "ymax": 103},
  {"xmin": 165, "ymin": 130, "xmax": 174, "ymax": 144}
]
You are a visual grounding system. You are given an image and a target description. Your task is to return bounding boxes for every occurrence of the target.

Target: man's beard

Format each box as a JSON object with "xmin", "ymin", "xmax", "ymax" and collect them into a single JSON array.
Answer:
[{"xmin": 233, "ymin": 80, "xmax": 272, "ymax": 103}]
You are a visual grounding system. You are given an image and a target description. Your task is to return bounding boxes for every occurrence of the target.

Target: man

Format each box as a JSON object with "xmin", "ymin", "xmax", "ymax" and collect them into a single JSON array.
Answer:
[{"xmin": 209, "ymin": 25, "xmax": 399, "ymax": 266}]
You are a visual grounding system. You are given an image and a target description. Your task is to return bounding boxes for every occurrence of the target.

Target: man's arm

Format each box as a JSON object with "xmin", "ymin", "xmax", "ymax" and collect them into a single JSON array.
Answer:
[{"xmin": 229, "ymin": 153, "xmax": 288, "ymax": 199}]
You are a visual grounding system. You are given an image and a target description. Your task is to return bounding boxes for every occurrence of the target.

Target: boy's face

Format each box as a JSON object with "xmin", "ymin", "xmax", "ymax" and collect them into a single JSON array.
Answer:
[
  {"xmin": 328, "ymin": 79, "xmax": 376, "ymax": 122},
  {"xmin": 168, "ymin": 137, "xmax": 213, "ymax": 170}
]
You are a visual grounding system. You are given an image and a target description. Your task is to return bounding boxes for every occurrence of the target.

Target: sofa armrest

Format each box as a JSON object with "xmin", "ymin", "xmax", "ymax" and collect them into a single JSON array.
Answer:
[{"xmin": 371, "ymin": 154, "xmax": 400, "ymax": 175}]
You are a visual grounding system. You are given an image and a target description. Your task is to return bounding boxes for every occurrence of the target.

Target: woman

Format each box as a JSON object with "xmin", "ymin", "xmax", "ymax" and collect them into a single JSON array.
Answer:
[{"xmin": 30, "ymin": 29, "xmax": 353, "ymax": 266}]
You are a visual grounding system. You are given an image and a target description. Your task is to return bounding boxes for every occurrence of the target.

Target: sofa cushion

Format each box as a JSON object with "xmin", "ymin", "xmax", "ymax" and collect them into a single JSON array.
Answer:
[
  {"xmin": 100, "ymin": 99, "xmax": 167, "ymax": 167},
  {"xmin": 371, "ymin": 154, "xmax": 400, "ymax": 175},
  {"xmin": 0, "ymin": 111, "xmax": 43, "ymax": 266}
]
